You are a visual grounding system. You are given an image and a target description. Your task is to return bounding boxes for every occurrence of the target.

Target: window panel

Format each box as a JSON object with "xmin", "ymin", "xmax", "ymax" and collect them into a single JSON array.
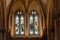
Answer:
[
  {"xmin": 34, "ymin": 15, "xmax": 38, "ymax": 34},
  {"xmin": 30, "ymin": 15, "xmax": 34, "ymax": 34},
  {"xmin": 20, "ymin": 16, "xmax": 24, "ymax": 34},
  {"xmin": 15, "ymin": 16, "xmax": 19, "ymax": 34}
]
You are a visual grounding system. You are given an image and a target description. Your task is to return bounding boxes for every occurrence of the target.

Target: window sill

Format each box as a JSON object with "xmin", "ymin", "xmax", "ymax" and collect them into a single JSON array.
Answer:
[
  {"xmin": 13, "ymin": 34, "xmax": 40, "ymax": 38},
  {"xmin": 14, "ymin": 35, "xmax": 26, "ymax": 38}
]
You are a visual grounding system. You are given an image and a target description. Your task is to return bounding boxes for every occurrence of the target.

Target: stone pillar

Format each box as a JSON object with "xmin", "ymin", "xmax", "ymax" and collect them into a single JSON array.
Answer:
[{"xmin": 55, "ymin": 18, "xmax": 59, "ymax": 40}]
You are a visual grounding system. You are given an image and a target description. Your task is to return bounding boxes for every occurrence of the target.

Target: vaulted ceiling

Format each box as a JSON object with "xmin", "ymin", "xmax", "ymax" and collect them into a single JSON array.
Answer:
[{"xmin": 5, "ymin": 0, "xmax": 47, "ymax": 8}]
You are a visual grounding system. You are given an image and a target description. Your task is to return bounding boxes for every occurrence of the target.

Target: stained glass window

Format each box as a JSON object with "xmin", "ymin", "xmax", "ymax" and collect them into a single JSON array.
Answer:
[
  {"xmin": 15, "ymin": 11, "xmax": 24, "ymax": 35},
  {"xmin": 15, "ymin": 10, "xmax": 39, "ymax": 36},
  {"xmin": 29, "ymin": 11, "xmax": 39, "ymax": 35}
]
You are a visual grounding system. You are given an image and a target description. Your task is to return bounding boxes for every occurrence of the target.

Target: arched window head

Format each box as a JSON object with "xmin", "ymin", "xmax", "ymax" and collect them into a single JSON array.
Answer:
[
  {"xmin": 17, "ymin": 11, "xmax": 22, "ymax": 14},
  {"xmin": 29, "ymin": 10, "xmax": 39, "ymax": 35},
  {"xmin": 32, "ymin": 11, "xmax": 37, "ymax": 14},
  {"xmin": 15, "ymin": 11, "xmax": 25, "ymax": 35}
]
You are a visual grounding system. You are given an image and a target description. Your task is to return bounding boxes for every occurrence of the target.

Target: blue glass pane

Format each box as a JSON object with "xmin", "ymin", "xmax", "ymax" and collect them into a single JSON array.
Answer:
[{"xmin": 30, "ymin": 24, "xmax": 33, "ymax": 30}]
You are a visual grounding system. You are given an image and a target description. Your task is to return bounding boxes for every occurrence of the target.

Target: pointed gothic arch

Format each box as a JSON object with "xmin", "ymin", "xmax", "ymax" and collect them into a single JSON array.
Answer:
[
  {"xmin": 7, "ymin": 0, "xmax": 46, "ymax": 38},
  {"xmin": 28, "ymin": 0, "xmax": 45, "ymax": 38},
  {"xmin": 7, "ymin": 0, "xmax": 26, "ymax": 37}
]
